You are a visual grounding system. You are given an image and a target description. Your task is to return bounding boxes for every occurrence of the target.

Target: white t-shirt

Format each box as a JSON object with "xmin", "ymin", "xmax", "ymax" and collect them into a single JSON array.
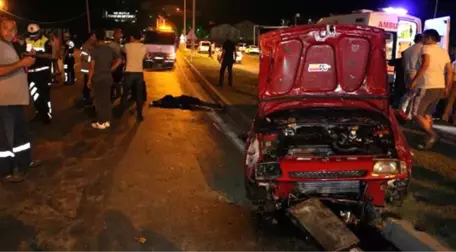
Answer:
[
  {"xmin": 124, "ymin": 42, "xmax": 147, "ymax": 73},
  {"xmin": 417, "ymin": 44, "xmax": 451, "ymax": 89},
  {"xmin": 402, "ymin": 43, "xmax": 423, "ymax": 75}
]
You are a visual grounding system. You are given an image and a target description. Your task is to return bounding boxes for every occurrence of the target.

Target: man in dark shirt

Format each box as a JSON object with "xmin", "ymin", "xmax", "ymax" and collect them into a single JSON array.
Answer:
[
  {"xmin": 87, "ymin": 30, "xmax": 121, "ymax": 130},
  {"xmin": 219, "ymin": 36, "xmax": 236, "ymax": 87}
]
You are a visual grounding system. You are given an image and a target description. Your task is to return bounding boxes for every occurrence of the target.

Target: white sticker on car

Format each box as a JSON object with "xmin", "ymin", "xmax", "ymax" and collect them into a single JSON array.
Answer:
[{"xmin": 308, "ymin": 63, "xmax": 331, "ymax": 72}]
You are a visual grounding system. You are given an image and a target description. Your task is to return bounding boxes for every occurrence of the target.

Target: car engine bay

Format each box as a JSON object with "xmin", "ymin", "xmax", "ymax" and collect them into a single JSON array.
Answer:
[{"xmin": 255, "ymin": 109, "xmax": 397, "ymax": 160}]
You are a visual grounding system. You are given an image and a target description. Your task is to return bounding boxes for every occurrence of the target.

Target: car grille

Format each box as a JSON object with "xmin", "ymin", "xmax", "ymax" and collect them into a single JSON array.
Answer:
[
  {"xmin": 297, "ymin": 181, "xmax": 361, "ymax": 194},
  {"xmin": 147, "ymin": 52, "xmax": 168, "ymax": 62},
  {"xmin": 289, "ymin": 170, "xmax": 368, "ymax": 179}
]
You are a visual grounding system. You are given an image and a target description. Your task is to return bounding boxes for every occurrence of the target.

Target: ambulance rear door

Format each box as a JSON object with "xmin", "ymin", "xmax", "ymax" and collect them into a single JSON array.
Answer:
[{"xmin": 424, "ymin": 16, "xmax": 451, "ymax": 50}]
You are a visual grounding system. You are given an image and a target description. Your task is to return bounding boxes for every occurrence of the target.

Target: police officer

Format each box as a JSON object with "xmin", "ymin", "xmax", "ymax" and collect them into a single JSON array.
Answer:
[
  {"xmin": 80, "ymin": 32, "xmax": 96, "ymax": 104},
  {"xmin": 63, "ymin": 32, "xmax": 75, "ymax": 85},
  {"xmin": 25, "ymin": 23, "xmax": 53, "ymax": 124}
]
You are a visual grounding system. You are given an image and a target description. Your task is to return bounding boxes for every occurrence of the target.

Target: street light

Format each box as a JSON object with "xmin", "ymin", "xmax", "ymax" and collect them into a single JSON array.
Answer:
[
  {"xmin": 86, "ymin": 0, "xmax": 91, "ymax": 33},
  {"xmin": 433, "ymin": 0, "xmax": 439, "ymax": 18},
  {"xmin": 183, "ymin": 0, "xmax": 187, "ymax": 35},
  {"xmin": 191, "ymin": 0, "xmax": 195, "ymax": 61}
]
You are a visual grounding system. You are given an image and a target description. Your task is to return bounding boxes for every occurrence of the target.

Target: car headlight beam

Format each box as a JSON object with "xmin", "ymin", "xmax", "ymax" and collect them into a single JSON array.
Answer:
[{"xmin": 372, "ymin": 160, "xmax": 400, "ymax": 176}]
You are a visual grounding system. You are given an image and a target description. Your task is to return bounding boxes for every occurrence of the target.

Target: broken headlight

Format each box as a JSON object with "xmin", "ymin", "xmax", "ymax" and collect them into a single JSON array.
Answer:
[
  {"xmin": 372, "ymin": 160, "xmax": 402, "ymax": 176},
  {"xmin": 255, "ymin": 162, "xmax": 282, "ymax": 180}
]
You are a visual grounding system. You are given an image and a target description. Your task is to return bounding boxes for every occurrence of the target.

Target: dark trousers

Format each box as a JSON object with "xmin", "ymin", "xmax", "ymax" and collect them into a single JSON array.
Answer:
[
  {"xmin": 82, "ymin": 73, "xmax": 91, "ymax": 101},
  {"xmin": 28, "ymin": 71, "xmax": 52, "ymax": 120},
  {"xmin": 123, "ymin": 72, "xmax": 146, "ymax": 116},
  {"xmin": 0, "ymin": 106, "xmax": 32, "ymax": 176},
  {"xmin": 64, "ymin": 56, "xmax": 75, "ymax": 84},
  {"xmin": 93, "ymin": 78, "xmax": 113, "ymax": 123},
  {"xmin": 112, "ymin": 65, "xmax": 123, "ymax": 99},
  {"xmin": 219, "ymin": 61, "xmax": 233, "ymax": 86}
]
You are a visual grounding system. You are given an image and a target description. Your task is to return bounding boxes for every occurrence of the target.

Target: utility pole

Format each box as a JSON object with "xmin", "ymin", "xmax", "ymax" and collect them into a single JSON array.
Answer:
[
  {"xmin": 86, "ymin": 0, "xmax": 91, "ymax": 33},
  {"xmin": 433, "ymin": 0, "xmax": 439, "ymax": 18},
  {"xmin": 183, "ymin": 0, "xmax": 187, "ymax": 35},
  {"xmin": 191, "ymin": 0, "xmax": 195, "ymax": 61}
]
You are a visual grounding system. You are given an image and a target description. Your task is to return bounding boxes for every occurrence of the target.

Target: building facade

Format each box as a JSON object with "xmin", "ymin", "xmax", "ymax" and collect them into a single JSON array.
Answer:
[
  {"xmin": 210, "ymin": 24, "xmax": 240, "ymax": 43},
  {"xmin": 234, "ymin": 20, "xmax": 257, "ymax": 43}
]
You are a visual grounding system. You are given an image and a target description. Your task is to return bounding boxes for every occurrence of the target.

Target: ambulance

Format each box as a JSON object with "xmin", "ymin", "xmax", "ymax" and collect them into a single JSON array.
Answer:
[{"xmin": 318, "ymin": 7, "xmax": 450, "ymax": 83}]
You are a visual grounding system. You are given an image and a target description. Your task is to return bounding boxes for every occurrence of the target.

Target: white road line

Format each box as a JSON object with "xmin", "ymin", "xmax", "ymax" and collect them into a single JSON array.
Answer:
[{"xmin": 177, "ymin": 59, "xmax": 245, "ymax": 153}]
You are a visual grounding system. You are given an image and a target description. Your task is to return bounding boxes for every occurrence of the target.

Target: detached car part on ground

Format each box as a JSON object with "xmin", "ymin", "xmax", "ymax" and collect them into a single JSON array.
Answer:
[{"xmin": 244, "ymin": 24, "xmax": 413, "ymax": 227}]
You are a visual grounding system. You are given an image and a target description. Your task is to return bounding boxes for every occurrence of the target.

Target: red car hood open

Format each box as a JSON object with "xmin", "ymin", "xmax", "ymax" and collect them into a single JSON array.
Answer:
[{"xmin": 258, "ymin": 24, "xmax": 389, "ymax": 116}]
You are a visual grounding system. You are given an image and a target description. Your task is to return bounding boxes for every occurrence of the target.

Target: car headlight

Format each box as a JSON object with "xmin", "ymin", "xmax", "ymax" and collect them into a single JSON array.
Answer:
[
  {"xmin": 255, "ymin": 162, "xmax": 282, "ymax": 180},
  {"xmin": 372, "ymin": 160, "xmax": 401, "ymax": 176},
  {"xmin": 167, "ymin": 52, "xmax": 176, "ymax": 60}
]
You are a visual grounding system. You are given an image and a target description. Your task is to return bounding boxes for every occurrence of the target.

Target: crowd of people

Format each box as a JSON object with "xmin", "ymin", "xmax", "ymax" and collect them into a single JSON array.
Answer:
[
  {"xmin": 0, "ymin": 17, "xmax": 148, "ymax": 182},
  {"xmin": 399, "ymin": 29, "xmax": 455, "ymax": 150}
]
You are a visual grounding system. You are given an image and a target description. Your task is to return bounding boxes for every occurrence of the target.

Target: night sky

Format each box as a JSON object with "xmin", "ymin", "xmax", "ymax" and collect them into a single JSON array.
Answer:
[{"xmin": 5, "ymin": 0, "xmax": 456, "ymax": 29}]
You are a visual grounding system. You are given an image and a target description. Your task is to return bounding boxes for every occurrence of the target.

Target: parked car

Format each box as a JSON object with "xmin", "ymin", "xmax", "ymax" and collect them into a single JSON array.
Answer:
[
  {"xmin": 216, "ymin": 50, "xmax": 242, "ymax": 64},
  {"xmin": 243, "ymin": 24, "xmax": 412, "ymax": 226},
  {"xmin": 238, "ymin": 43, "xmax": 247, "ymax": 52},
  {"xmin": 245, "ymin": 45, "xmax": 260, "ymax": 54},
  {"xmin": 198, "ymin": 41, "xmax": 211, "ymax": 53},
  {"xmin": 214, "ymin": 44, "xmax": 222, "ymax": 52}
]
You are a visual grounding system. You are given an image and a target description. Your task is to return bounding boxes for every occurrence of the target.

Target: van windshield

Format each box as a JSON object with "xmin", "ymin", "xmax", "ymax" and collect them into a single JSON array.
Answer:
[{"xmin": 144, "ymin": 31, "xmax": 176, "ymax": 45}]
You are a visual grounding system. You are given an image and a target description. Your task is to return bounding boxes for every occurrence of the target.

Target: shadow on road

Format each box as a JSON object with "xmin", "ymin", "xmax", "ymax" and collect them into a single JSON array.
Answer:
[
  {"xmin": 0, "ymin": 215, "xmax": 39, "ymax": 250},
  {"xmin": 98, "ymin": 210, "xmax": 180, "ymax": 251}
]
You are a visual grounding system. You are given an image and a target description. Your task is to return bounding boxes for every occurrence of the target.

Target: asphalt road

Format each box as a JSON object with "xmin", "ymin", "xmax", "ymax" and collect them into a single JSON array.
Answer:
[{"xmin": 0, "ymin": 58, "xmax": 316, "ymax": 250}]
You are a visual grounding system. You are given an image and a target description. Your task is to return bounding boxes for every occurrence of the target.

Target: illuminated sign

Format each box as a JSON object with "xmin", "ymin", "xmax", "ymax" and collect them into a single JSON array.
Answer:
[{"xmin": 104, "ymin": 11, "xmax": 136, "ymax": 22}]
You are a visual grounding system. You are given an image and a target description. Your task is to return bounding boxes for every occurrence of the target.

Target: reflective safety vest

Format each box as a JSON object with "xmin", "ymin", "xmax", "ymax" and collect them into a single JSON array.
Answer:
[
  {"xmin": 80, "ymin": 44, "xmax": 92, "ymax": 73},
  {"xmin": 25, "ymin": 36, "xmax": 51, "ymax": 71},
  {"xmin": 26, "ymin": 36, "xmax": 48, "ymax": 53}
]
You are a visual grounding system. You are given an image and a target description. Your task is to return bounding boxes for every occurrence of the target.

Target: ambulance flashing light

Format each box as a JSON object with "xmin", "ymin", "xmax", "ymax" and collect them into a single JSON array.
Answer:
[
  {"xmin": 158, "ymin": 25, "xmax": 173, "ymax": 32},
  {"xmin": 381, "ymin": 7, "xmax": 408, "ymax": 15}
]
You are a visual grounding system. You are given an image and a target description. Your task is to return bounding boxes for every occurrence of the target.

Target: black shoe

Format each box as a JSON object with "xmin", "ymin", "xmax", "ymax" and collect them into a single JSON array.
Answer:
[
  {"xmin": 4, "ymin": 171, "xmax": 27, "ymax": 183},
  {"xmin": 136, "ymin": 114, "xmax": 144, "ymax": 122},
  {"xmin": 42, "ymin": 117, "xmax": 51, "ymax": 125},
  {"xmin": 418, "ymin": 136, "xmax": 438, "ymax": 150}
]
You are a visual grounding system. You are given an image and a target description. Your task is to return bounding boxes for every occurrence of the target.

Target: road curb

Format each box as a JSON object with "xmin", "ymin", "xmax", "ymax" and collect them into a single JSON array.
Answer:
[
  {"xmin": 181, "ymin": 54, "xmax": 252, "ymax": 131},
  {"xmin": 381, "ymin": 218, "xmax": 452, "ymax": 251},
  {"xmin": 181, "ymin": 51, "xmax": 454, "ymax": 251}
]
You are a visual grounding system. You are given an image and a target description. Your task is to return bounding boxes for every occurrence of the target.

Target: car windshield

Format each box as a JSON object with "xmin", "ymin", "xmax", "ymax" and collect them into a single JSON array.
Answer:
[
  {"xmin": 202, "ymin": 42, "xmax": 210, "ymax": 46},
  {"xmin": 144, "ymin": 31, "xmax": 176, "ymax": 45}
]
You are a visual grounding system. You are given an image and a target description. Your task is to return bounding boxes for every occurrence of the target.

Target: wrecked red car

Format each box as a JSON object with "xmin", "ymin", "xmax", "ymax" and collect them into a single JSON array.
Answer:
[{"xmin": 244, "ymin": 24, "xmax": 413, "ymax": 225}]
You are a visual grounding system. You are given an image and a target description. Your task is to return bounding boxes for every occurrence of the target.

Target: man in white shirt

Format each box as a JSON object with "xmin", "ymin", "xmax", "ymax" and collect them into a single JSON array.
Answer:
[
  {"xmin": 122, "ymin": 29, "xmax": 147, "ymax": 122},
  {"xmin": 403, "ymin": 34, "xmax": 423, "ymax": 89},
  {"xmin": 410, "ymin": 29, "xmax": 453, "ymax": 149}
]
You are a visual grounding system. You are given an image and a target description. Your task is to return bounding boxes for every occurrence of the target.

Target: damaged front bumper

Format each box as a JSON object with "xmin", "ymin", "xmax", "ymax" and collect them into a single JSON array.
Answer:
[{"xmin": 245, "ymin": 177, "xmax": 410, "ymax": 213}]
